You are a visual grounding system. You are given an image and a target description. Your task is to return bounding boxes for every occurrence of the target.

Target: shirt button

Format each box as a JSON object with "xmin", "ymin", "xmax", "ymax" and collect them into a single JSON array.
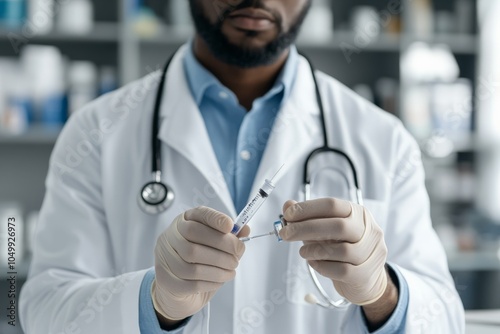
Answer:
[
  {"xmin": 240, "ymin": 150, "xmax": 251, "ymax": 161},
  {"xmin": 219, "ymin": 91, "xmax": 229, "ymax": 99}
]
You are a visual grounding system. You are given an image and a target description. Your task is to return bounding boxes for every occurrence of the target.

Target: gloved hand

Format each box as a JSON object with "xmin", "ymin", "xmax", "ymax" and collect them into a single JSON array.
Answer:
[
  {"xmin": 280, "ymin": 198, "xmax": 388, "ymax": 306},
  {"xmin": 152, "ymin": 206, "xmax": 250, "ymax": 321}
]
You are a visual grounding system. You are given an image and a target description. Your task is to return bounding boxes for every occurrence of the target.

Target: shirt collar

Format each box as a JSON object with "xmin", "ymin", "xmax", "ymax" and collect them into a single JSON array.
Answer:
[{"xmin": 183, "ymin": 41, "xmax": 299, "ymax": 107}]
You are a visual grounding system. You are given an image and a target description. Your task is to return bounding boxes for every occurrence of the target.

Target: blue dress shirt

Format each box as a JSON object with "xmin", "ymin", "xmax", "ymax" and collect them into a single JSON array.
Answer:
[
  {"xmin": 138, "ymin": 44, "xmax": 409, "ymax": 333},
  {"xmin": 183, "ymin": 43, "xmax": 299, "ymax": 213}
]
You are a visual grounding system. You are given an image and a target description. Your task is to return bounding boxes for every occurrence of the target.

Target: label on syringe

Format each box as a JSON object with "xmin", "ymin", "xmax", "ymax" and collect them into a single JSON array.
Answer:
[{"xmin": 231, "ymin": 189, "xmax": 268, "ymax": 234}]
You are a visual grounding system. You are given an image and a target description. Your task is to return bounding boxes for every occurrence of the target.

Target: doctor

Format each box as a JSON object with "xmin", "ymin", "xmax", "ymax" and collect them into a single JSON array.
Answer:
[{"xmin": 20, "ymin": 0, "xmax": 465, "ymax": 333}]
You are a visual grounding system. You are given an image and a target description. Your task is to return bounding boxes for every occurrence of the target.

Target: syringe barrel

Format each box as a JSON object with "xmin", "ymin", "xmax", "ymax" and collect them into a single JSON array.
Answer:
[
  {"xmin": 260, "ymin": 179, "xmax": 275, "ymax": 195},
  {"xmin": 231, "ymin": 179, "xmax": 275, "ymax": 235}
]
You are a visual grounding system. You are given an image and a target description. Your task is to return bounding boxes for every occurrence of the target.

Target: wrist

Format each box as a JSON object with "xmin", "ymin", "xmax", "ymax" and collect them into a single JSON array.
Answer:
[
  {"xmin": 151, "ymin": 279, "xmax": 188, "ymax": 330},
  {"xmin": 155, "ymin": 309, "xmax": 186, "ymax": 330},
  {"xmin": 362, "ymin": 265, "xmax": 399, "ymax": 331}
]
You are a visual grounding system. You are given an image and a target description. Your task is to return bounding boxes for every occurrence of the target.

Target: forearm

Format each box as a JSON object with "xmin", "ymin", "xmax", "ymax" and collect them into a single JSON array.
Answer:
[{"xmin": 362, "ymin": 265, "xmax": 399, "ymax": 331}]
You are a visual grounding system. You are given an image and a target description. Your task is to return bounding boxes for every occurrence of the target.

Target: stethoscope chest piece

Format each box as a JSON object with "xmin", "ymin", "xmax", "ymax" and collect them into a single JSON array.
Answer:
[{"xmin": 138, "ymin": 181, "xmax": 175, "ymax": 215}]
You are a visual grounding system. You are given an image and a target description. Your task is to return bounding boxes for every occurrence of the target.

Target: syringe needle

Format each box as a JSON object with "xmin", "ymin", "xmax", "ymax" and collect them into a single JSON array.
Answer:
[
  {"xmin": 240, "ymin": 231, "xmax": 275, "ymax": 243},
  {"xmin": 232, "ymin": 164, "xmax": 284, "ymax": 235},
  {"xmin": 270, "ymin": 163, "xmax": 285, "ymax": 183}
]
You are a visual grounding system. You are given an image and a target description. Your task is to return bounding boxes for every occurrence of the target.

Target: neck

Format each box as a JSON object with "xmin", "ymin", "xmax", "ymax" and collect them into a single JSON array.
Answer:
[{"xmin": 193, "ymin": 36, "xmax": 289, "ymax": 110}]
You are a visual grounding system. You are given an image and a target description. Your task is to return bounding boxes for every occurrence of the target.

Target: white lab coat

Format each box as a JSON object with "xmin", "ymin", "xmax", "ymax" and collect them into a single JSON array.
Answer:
[{"xmin": 20, "ymin": 45, "xmax": 465, "ymax": 334}]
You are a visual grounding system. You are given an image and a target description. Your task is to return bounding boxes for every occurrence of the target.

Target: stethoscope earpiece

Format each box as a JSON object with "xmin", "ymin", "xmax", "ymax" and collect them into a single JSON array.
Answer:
[
  {"xmin": 304, "ymin": 293, "xmax": 324, "ymax": 307},
  {"xmin": 304, "ymin": 292, "xmax": 350, "ymax": 309}
]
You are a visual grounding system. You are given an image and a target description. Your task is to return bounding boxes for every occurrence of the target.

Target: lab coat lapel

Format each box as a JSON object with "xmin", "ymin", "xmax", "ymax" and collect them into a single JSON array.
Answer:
[
  {"xmin": 157, "ymin": 46, "xmax": 237, "ymax": 217},
  {"xmin": 250, "ymin": 56, "xmax": 321, "ymax": 200}
]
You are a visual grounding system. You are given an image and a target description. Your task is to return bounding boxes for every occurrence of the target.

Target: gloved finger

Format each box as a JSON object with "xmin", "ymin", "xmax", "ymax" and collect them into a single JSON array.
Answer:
[
  {"xmin": 307, "ymin": 260, "xmax": 354, "ymax": 284},
  {"xmin": 283, "ymin": 198, "xmax": 352, "ymax": 222},
  {"xmin": 237, "ymin": 225, "xmax": 251, "ymax": 238},
  {"xmin": 279, "ymin": 217, "xmax": 364, "ymax": 242},
  {"xmin": 282, "ymin": 200, "xmax": 297, "ymax": 217},
  {"xmin": 184, "ymin": 206, "xmax": 234, "ymax": 234},
  {"xmin": 307, "ymin": 243, "xmax": 387, "ymax": 283},
  {"xmin": 178, "ymin": 221, "xmax": 246, "ymax": 258},
  {"xmin": 172, "ymin": 261, "xmax": 236, "ymax": 283},
  {"xmin": 169, "ymin": 233, "xmax": 240, "ymax": 270},
  {"xmin": 160, "ymin": 239, "xmax": 237, "ymax": 283},
  {"xmin": 298, "ymin": 207, "xmax": 384, "ymax": 262},
  {"xmin": 299, "ymin": 241, "xmax": 372, "ymax": 266},
  {"xmin": 155, "ymin": 262, "xmax": 224, "ymax": 294}
]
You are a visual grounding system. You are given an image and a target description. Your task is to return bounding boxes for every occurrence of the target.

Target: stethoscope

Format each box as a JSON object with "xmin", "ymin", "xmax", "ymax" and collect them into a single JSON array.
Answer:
[{"xmin": 138, "ymin": 49, "xmax": 363, "ymax": 309}]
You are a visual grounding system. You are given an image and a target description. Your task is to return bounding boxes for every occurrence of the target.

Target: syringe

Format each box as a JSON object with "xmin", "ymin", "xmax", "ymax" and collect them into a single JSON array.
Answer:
[{"xmin": 231, "ymin": 164, "xmax": 284, "ymax": 235}]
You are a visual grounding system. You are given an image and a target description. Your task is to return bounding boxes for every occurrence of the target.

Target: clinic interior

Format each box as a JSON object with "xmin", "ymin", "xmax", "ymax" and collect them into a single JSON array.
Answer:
[{"xmin": 1, "ymin": 0, "xmax": 500, "ymax": 333}]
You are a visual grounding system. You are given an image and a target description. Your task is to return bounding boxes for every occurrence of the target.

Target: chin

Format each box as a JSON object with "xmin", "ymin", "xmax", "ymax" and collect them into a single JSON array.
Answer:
[{"xmin": 222, "ymin": 26, "xmax": 277, "ymax": 49}]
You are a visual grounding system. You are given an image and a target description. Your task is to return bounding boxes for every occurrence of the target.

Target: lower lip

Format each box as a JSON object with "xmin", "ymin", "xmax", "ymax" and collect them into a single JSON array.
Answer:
[{"xmin": 227, "ymin": 16, "xmax": 275, "ymax": 31}]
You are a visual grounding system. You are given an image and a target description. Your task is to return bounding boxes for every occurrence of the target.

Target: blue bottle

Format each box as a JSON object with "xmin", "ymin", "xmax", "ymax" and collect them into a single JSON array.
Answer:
[{"xmin": 0, "ymin": 0, "xmax": 26, "ymax": 29}]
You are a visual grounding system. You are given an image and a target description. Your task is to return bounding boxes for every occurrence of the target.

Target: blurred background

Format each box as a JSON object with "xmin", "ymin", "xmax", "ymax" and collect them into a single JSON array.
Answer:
[{"xmin": 0, "ymin": 0, "xmax": 499, "ymax": 332}]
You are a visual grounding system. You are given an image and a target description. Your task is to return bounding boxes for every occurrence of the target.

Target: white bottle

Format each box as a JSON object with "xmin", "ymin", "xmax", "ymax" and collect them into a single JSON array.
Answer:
[
  {"xmin": 299, "ymin": 0, "xmax": 333, "ymax": 42},
  {"xmin": 58, "ymin": 0, "xmax": 94, "ymax": 34},
  {"xmin": 98, "ymin": 66, "xmax": 117, "ymax": 95},
  {"xmin": 28, "ymin": 0, "xmax": 54, "ymax": 35},
  {"xmin": 351, "ymin": 6, "xmax": 380, "ymax": 42},
  {"xmin": 68, "ymin": 61, "xmax": 98, "ymax": 114},
  {"xmin": 6, "ymin": 70, "xmax": 30, "ymax": 134},
  {"xmin": 168, "ymin": 0, "xmax": 192, "ymax": 29},
  {"xmin": 0, "ymin": 60, "xmax": 30, "ymax": 134},
  {"xmin": 407, "ymin": 0, "xmax": 434, "ymax": 38},
  {"xmin": 21, "ymin": 45, "xmax": 65, "ymax": 125}
]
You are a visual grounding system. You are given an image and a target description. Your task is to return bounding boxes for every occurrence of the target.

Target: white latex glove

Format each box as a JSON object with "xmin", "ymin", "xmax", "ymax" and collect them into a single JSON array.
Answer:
[
  {"xmin": 280, "ymin": 198, "xmax": 388, "ymax": 306},
  {"xmin": 152, "ymin": 206, "xmax": 250, "ymax": 321}
]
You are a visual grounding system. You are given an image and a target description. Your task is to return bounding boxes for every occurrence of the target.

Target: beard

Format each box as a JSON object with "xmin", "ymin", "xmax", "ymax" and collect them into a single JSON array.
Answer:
[{"xmin": 188, "ymin": 0, "xmax": 311, "ymax": 68}]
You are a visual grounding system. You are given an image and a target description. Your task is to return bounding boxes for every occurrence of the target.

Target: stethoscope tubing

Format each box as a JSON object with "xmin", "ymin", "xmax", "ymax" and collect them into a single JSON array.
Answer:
[{"xmin": 139, "ymin": 48, "xmax": 364, "ymax": 309}]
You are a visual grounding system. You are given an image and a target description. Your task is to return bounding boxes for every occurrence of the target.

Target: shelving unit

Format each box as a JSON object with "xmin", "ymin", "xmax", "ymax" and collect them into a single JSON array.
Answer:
[
  {"xmin": 1, "ymin": 1, "xmax": 497, "ymax": 329},
  {"xmin": 402, "ymin": 33, "xmax": 478, "ymax": 54},
  {"xmin": 448, "ymin": 250, "xmax": 500, "ymax": 271},
  {"xmin": 0, "ymin": 0, "xmax": 486, "ymax": 252},
  {"xmin": 0, "ymin": 22, "xmax": 120, "ymax": 43},
  {"xmin": 0, "ymin": 126, "xmax": 62, "ymax": 144},
  {"xmin": 0, "ymin": 4, "xmax": 485, "ymax": 222}
]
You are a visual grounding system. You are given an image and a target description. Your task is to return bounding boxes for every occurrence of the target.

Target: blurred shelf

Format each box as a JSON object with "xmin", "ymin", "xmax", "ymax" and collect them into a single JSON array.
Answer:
[
  {"xmin": 420, "ymin": 134, "xmax": 478, "ymax": 162},
  {"xmin": 465, "ymin": 310, "xmax": 500, "ymax": 326},
  {"xmin": 0, "ymin": 22, "xmax": 120, "ymax": 44},
  {"xmin": 466, "ymin": 323, "xmax": 500, "ymax": 334},
  {"xmin": 403, "ymin": 33, "xmax": 478, "ymax": 54},
  {"xmin": 0, "ymin": 126, "xmax": 62, "ymax": 145},
  {"xmin": 137, "ymin": 25, "xmax": 193, "ymax": 45},
  {"xmin": 452, "ymin": 135, "xmax": 478, "ymax": 152},
  {"xmin": 297, "ymin": 30, "xmax": 401, "ymax": 52},
  {"xmin": 132, "ymin": 27, "xmax": 475, "ymax": 55},
  {"xmin": 448, "ymin": 250, "xmax": 500, "ymax": 271},
  {"xmin": 427, "ymin": 197, "xmax": 475, "ymax": 206},
  {"xmin": 138, "ymin": 25, "xmax": 402, "ymax": 52}
]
